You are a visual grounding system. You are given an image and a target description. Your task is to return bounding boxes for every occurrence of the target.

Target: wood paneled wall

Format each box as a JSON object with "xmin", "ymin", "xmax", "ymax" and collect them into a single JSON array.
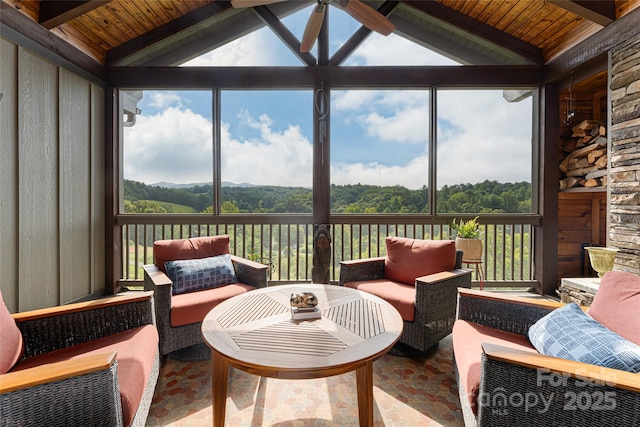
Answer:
[
  {"xmin": 557, "ymin": 191, "xmax": 607, "ymax": 281},
  {"xmin": 0, "ymin": 37, "xmax": 105, "ymax": 313}
]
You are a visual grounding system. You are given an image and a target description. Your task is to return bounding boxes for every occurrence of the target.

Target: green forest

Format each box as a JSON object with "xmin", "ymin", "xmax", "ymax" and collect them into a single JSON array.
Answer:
[{"xmin": 123, "ymin": 179, "xmax": 532, "ymax": 214}]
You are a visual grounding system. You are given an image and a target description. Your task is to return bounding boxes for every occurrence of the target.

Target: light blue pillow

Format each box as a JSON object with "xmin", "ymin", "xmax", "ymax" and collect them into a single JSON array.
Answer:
[
  {"xmin": 528, "ymin": 302, "xmax": 640, "ymax": 373},
  {"xmin": 165, "ymin": 254, "xmax": 237, "ymax": 295}
]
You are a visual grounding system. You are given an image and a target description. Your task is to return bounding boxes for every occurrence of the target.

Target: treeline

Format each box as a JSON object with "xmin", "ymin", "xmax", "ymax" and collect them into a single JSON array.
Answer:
[
  {"xmin": 125, "ymin": 180, "xmax": 212, "ymax": 212},
  {"xmin": 124, "ymin": 179, "xmax": 531, "ymax": 214}
]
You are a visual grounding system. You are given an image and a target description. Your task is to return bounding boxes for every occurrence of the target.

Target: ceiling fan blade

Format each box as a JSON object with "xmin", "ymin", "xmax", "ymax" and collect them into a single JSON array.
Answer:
[
  {"xmin": 300, "ymin": 3, "xmax": 326, "ymax": 53},
  {"xmin": 230, "ymin": 0, "xmax": 287, "ymax": 8},
  {"xmin": 337, "ymin": 0, "xmax": 395, "ymax": 36}
]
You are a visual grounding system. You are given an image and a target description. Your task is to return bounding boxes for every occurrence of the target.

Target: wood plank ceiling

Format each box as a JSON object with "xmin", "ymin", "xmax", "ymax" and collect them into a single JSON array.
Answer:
[{"xmin": 2, "ymin": 0, "xmax": 638, "ymax": 67}]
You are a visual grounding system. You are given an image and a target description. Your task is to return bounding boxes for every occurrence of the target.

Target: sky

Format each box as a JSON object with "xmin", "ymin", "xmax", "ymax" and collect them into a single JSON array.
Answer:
[{"xmin": 123, "ymin": 5, "xmax": 533, "ymax": 190}]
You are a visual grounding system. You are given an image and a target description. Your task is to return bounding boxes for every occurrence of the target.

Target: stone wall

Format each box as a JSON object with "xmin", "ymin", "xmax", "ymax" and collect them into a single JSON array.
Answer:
[{"xmin": 609, "ymin": 35, "xmax": 640, "ymax": 274}]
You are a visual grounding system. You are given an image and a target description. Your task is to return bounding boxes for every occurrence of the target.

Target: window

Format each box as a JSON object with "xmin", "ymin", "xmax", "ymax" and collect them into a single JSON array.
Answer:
[
  {"xmin": 219, "ymin": 90, "xmax": 313, "ymax": 213},
  {"xmin": 330, "ymin": 89, "xmax": 430, "ymax": 213},
  {"xmin": 436, "ymin": 89, "xmax": 533, "ymax": 213},
  {"xmin": 122, "ymin": 90, "xmax": 213, "ymax": 214}
]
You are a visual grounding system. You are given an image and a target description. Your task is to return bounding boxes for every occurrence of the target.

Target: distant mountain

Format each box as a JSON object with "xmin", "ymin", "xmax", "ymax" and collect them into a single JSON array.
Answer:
[{"xmin": 150, "ymin": 181, "xmax": 257, "ymax": 188}]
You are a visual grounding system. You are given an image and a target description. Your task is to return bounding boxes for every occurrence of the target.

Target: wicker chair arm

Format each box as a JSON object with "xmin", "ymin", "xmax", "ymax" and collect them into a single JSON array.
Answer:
[
  {"xmin": 14, "ymin": 293, "xmax": 154, "ymax": 359},
  {"xmin": 12, "ymin": 292, "xmax": 153, "ymax": 322},
  {"xmin": 143, "ymin": 264, "xmax": 173, "ymax": 348},
  {"xmin": 143, "ymin": 264, "xmax": 173, "ymax": 309},
  {"xmin": 0, "ymin": 352, "xmax": 117, "ymax": 394},
  {"xmin": 457, "ymin": 288, "xmax": 563, "ymax": 336},
  {"xmin": 477, "ymin": 343, "xmax": 640, "ymax": 426},
  {"xmin": 338, "ymin": 257, "xmax": 386, "ymax": 286},
  {"xmin": 0, "ymin": 353, "xmax": 122, "ymax": 426},
  {"xmin": 413, "ymin": 269, "xmax": 472, "ymax": 325},
  {"xmin": 142, "ymin": 264, "xmax": 172, "ymax": 288},
  {"xmin": 482, "ymin": 343, "xmax": 640, "ymax": 393},
  {"xmin": 230, "ymin": 255, "xmax": 269, "ymax": 288},
  {"xmin": 416, "ymin": 268, "xmax": 472, "ymax": 286}
]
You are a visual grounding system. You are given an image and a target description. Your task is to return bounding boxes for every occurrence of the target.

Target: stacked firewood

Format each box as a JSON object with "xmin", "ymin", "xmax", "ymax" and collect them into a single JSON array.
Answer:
[{"xmin": 559, "ymin": 120, "xmax": 608, "ymax": 190}]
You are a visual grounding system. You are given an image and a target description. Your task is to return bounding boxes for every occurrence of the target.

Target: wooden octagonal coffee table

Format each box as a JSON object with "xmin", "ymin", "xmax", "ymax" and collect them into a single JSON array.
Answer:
[{"xmin": 201, "ymin": 283, "xmax": 403, "ymax": 426}]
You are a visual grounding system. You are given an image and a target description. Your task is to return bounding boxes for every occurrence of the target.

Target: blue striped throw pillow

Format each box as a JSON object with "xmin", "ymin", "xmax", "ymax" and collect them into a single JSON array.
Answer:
[
  {"xmin": 165, "ymin": 254, "xmax": 237, "ymax": 295},
  {"xmin": 528, "ymin": 302, "xmax": 640, "ymax": 373}
]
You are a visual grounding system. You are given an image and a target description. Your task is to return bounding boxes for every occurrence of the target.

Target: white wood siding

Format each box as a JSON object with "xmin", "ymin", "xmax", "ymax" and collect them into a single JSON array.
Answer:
[
  {"xmin": 0, "ymin": 39, "xmax": 19, "ymax": 312},
  {"xmin": 0, "ymin": 38, "xmax": 105, "ymax": 312}
]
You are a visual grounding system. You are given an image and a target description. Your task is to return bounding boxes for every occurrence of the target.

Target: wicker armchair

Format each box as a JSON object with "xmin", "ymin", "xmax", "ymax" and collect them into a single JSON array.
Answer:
[
  {"xmin": 339, "ymin": 236, "xmax": 472, "ymax": 352},
  {"xmin": 0, "ymin": 292, "xmax": 159, "ymax": 427},
  {"xmin": 143, "ymin": 235, "xmax": 269, "ymax": 355},
  {"xmin": 454, "ymin": 286, "xmax": 640, "ymax": 427}
]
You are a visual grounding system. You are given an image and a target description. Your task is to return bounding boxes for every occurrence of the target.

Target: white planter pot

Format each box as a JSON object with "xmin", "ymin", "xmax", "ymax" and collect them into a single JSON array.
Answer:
[{"xmin": 455, "ymin": 237, "xmax": 483, "ymax": 262}]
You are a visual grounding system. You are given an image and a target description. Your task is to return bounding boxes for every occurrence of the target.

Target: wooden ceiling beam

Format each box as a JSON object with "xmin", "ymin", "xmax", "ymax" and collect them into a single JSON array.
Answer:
[
  {"xmin": 107, "ymin": 65, "xmax": 542, "ymax": 88},
  {"xmin": 544, "ymin": 6, "xmax": 640, "ymax": 82},
  {"xmin": 39, "ymin": 0, "xmax": 111, "ymax": 29},
  {"xmin": 131, "ymin": 1, "xmax": 311, "ymax": 66},
  {"xmin": 403, "ymin": 0, "xmax": 543, "ymax": 65},
  {"xmin": 0, "ymin": 1, "xmax": 104, "ymax": 80},
  {"xmin": 253, "ymin": 5, "xmax": 316, "ymax": 66},
  {"xmin": 105, "ymin": 2, "xmax": 232, "ymax": 65},
  {"xmin": 548, "ymin": 0, "xmax": 616, "ymax": 26}
]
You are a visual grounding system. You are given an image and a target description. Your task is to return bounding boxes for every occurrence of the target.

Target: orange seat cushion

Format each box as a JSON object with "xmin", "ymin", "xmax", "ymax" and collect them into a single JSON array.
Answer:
[
  {"xmin": 452, "ymin": 320, "xmax": 536, "ymax": 415},
  {"xmin": 12, "ymin": 325, "xmax": 158, "ymax": 427},
  {"xmin": 384, "ymin": 237, "xmax": 456, "ymax": 285},
  {"xmin": 344, "ymin": 279, "xmax": 415, "ymax": 321},
  {"xmin": 170, "ymin": 283, "xmax": 256, "ymax": 326},
  {"xmin": 154, "ymin": 235, "xmax": 230, "ymax": 273}
]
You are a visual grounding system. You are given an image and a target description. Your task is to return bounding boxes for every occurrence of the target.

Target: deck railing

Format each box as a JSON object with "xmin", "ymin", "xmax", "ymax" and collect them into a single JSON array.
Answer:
[{"xmin": 117, "ymin": 214, "xmax": 539, "ymax": 289}]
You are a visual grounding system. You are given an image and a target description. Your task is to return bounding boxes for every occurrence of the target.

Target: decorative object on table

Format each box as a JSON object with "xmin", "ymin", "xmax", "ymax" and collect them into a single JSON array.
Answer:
[
  {"xmin": 290, "ymin": 291, "xmax": 321, "ymax": 320},
  {"xmin": 585, "ymin": 246, "xmax": 619, "ymax": 282},
  {"xmin": 450, "ymin": 216, "xmax": 483, "ymax": 262}
]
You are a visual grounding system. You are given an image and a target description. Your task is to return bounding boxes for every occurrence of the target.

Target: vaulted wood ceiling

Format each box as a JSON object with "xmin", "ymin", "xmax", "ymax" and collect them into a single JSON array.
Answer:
[{"xmin": 2, "ymin": 0, "xmax": 639, "ymax": 74}]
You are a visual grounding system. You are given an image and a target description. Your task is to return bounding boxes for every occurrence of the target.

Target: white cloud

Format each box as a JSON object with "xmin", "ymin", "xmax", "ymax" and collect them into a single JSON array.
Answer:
[
  {"xmin": 124, "ymin": 102, "xmax": 313, "ymax": 187},
  {"xmin": 333, "ymin": 89, "xmax": 429, "ymax": 144},
  {"xmin": 359, "ymin": 105, "xmax": 429, "ymax": 143},
  {"xmin": 345, "ymin": 33, "xmax": 459, "ymax": 66},
  {"xmin": 331, "ymin": 156, "xmax": 429, "ymax": 189},
  {"xmin": 124, "ymin": 90, "xmax": 531, "ymax": 190},
  {"xmin": 436, "ymin": 90, "xmax": 532, "ymax": 187},
  {"xmin": 126, "ymin": 19, "xmax": 532, "ymax": 190},
  {"xmin": 147, "ymin": 92, "xmax": 182, "ymax": 109},
  {"xmin": 221, "ymin": 114, "xmax": 313, "ymax": 187},
  {"xmin": 182, "ymin": 30, "xmax": 280, "ymax": 67},
  {"xmin": 123, "ymin": 107, "xmax": 213, "ymax": 184}
]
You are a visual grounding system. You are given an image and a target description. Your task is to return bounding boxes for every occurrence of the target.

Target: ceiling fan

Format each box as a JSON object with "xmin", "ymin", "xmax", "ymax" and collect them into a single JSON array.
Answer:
[{"xmin": 230, "ymin": 0, "xmax": 396, "ymax": 53}]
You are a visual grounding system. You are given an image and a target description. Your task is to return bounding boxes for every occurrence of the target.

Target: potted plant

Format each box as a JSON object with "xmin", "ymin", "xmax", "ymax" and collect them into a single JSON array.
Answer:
[{"xmin": 450, "ymin": 216, "xmax": 483, "ymax": 262}]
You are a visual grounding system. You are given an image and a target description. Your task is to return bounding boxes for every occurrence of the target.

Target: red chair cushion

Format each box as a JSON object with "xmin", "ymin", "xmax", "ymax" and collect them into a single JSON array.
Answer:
[
  {"xmin": 154, "ymin": 235, "xmax": 231, "ymax": 273},
  {"xmin": 171, "ymin": 283, "xmax": 256, "ymax": 326},
  {"xmin": 384, "ymin": 237, "xmax": 456, "ymax": 285},
  {"xmin": 0, "ymin": 291, "xmax": 23, "ymax": 374},
  {"xmin": 13, "ymin": 325, "xmax": 158, "ymax": 427},
  {"xmin": 344, "ymin": 279, "xmax": 415, "ymax": 321},
  {"xmin": 588, "ymin": 270, "xmax": 640, "ymax": 345},
  {"xmin": 452, "ymin": 320, "xmax": 536, "ymax": 415}
]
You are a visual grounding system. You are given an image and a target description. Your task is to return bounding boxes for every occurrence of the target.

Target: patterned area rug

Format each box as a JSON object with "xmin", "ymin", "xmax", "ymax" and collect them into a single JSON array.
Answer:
[{"xmin": 146, "ymin": 335, "xmax": 463, "ymax": 426}]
